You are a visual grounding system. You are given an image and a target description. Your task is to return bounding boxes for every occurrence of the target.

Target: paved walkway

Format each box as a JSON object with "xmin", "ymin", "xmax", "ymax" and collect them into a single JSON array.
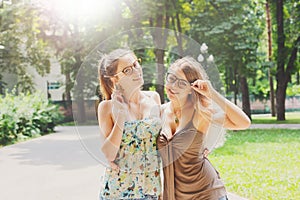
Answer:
[
  {"xmin": 250, "ymin": 123, "xmax": 300, "ymax": 129},
  {"xmin": 0, "ymin": 126, "xmax": 102, "ymax": 200},
  {"xmin": 1, "ymin": 124, "xmax": 298, "ymax": 200}
]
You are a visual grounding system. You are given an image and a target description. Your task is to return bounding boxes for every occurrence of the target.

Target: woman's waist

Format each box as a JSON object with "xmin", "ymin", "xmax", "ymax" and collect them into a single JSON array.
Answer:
[
  {"xmin": 114, "ymin": 153, "xmax": 161, "ymax": 173},
  {"xmin": 173, "ymin": 158, "xmax": 222, "ymax": 181}
]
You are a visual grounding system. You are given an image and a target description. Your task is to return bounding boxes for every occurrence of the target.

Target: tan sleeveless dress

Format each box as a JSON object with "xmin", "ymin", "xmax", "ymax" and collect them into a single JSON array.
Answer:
[{"xmin": 157, "ymin": 111, "xmax": 227, "ymax": 200}]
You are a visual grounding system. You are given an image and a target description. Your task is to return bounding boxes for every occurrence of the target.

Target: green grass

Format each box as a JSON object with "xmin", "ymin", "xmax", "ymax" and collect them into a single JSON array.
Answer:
[
  {"xmin": 252, "ymin": 112, "xmax": 300, "ymax": 124},
  {"xmin": 209, "ymin": 129, "xmax": 300, "ymax": 200}
]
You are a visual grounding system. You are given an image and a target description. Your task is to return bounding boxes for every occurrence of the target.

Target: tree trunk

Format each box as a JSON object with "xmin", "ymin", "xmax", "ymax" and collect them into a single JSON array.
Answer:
[
  {"xmin": 240, "ymin": 76, "xmax": 251, "ymax": 120},
  {"xmin": 268, "ymin": 69, "xmax": 276, "ymax": 116},
  {"xmin": 233, "ymin": 66, "xmax": 238, "ymax": 105},
  {"xmin": 266, "ymin": 0, "xmax": 276, "ymax": 117},
  {"xmin": 171, "ymin": 0, "xmax": 183, "ymax": 56},
  {"xmin": 276, "ymin": 84, "xmax": 286, "ymax": 120},
  {"xmin": 152, "ymin": 14, "xmax": 165, "ymax": 103},
  {"xmin": 275, "ymin": 0, "xmax": 300, "ymax": 120},
  {"xmin": 65, "ymin": 72, "xmax": 72, "ymax": 103},
  {"xmin": 155, "ymin": 49, "xmax": 165, "ymax": 103},
  {"xmin": 64, "ymin": 72, "xmax": 73, "ymax": 120},
  {"xmin": 275, "ymin": 0, "xmax": 285, "ymax": 120},
  {"xmin": 75, "ymin": 68, "xmax": 86, "ymax": 123},
  {"xmin": 150, "ymin": 3, "xmax": 169, "ymax": 103}
]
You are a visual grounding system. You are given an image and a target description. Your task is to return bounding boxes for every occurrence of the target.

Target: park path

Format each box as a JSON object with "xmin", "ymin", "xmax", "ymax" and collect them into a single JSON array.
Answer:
[
  {"xmin": 0, "ymin": 126, "xmax": 102, "ymax": 200},
  {"xmin": 2, "ymin": 124, "xmax": 298, "ymax": 200},
  {"xmin": 250, "ymin": 123, "xmax": 300, "ymax": 129}
]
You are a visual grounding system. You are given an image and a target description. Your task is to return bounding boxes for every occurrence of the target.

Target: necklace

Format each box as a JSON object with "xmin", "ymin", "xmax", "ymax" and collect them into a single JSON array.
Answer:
[
  {"xmin": 173, "ymin": 109, "xmax": 181, "ymax": 125},
  {"xmin": 175, "ymin": 116, "xmax": 179, "ymax": 124},
  {"xmin": 171, "ymin": 101, "xmax": 191, "ymax": 125}
]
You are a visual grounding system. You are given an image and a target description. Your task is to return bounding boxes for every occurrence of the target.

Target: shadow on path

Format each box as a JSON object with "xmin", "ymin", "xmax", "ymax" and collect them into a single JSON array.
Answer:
[{"xmin": 2, "ymin": 126, "xmax": 102, "ymax": 170}]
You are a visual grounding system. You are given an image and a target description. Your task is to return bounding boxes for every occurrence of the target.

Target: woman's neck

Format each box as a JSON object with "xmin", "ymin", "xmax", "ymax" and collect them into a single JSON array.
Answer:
[
  {"xmin": 170, "ymin": 97, "xmax": 190, "ymax": 112},
  {"xmin": 170, "ymin": 98, "xmax": 192, "ymax": 125},
  {"xmin": 123, "ymin": 88, "xmax": 141, "ymax": 104}
]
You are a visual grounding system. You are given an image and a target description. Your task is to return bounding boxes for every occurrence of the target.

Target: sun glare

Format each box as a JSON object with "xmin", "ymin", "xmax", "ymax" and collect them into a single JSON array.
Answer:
[{"xmin": 39, "ymin": 0, "xmax": 115, "ymax": 21}]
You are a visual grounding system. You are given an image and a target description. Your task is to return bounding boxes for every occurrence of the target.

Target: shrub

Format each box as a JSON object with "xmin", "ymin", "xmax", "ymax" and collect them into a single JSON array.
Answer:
[{"xmin": 0, "ymin": 91, "xmax": 63, "ymax": 145}]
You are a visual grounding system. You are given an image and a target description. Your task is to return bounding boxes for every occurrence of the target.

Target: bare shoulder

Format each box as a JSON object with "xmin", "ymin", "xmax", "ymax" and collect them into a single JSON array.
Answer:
[
  {"xmin": 193, "ymin": 109, "xmax": 212, "ymax": 134},
  {"xmin": 141, "ymin": 90, "xmax": 161, "ymax": 104},
  {"xmin": 142, "ymin": 90, "xmax": 159, "ymax": 98},
  {"xmin": 160, "ymin": 102, "xmax": 170, "ymax": 113},
  {"xmin": 98, "ymin": 100, "xmax": 112, "ymax": 114}
]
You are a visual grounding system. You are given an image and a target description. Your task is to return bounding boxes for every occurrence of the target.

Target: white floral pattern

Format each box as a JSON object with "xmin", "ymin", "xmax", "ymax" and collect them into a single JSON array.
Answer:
[{"xmin": 100, "ymin": 117, "xmax": 162, "ymax": 199}]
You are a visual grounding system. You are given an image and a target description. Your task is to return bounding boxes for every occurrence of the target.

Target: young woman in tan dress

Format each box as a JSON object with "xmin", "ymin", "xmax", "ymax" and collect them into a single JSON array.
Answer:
[{"xmin": 157, "ymin": 56, "xmax": 251, "ymax": 200}]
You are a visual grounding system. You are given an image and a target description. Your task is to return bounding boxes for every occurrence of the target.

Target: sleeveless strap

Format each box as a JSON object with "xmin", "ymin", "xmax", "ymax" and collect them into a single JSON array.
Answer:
[
  {"xmin": 183, "ymin": 109, "xmax": 197, "ymax": 129},
  {"xmin": 191, "ymin": 109, "xmax": 196, "ymax": 120}
]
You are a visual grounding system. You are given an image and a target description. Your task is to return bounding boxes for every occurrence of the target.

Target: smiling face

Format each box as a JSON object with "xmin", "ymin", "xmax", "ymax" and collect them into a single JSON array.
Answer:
[
  {"xmin": 165, "ymin": 66, "xmax": 192, "ymax": 101},
  {"xmin": 114, "ymin": 53, "xmax": 144, "ymax": 91},
  {"xmin": 166, "ymin": 56, "xmax": 211, "ymax": 107}
]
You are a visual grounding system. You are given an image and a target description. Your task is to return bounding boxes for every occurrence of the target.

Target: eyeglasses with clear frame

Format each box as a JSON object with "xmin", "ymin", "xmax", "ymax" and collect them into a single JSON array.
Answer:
[
  {"xmin": 113, "ymin": 58, "xmax": 142, "ymax": 77},
  {"xmin": 166, "ymin": 72, "xmax": 191, "ymax": 89}
]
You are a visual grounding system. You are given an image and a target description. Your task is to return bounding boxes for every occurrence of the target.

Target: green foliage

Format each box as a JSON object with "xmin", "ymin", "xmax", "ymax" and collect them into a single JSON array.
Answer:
[
  {"xmin": 190, "ymin": 0, "xmax": 265, "ymax": 94},
  {"xmin": 286, "ymin": 84, "xmax": 300, "ymax": 96},
  {"xmin": 0, "ymin": 0, "xmax": 297, "ymax": 121},
  {"xmin": 0, "ymin": 91, "xmax": 63, "ymax": 145},
  {"xmin": 249, "ymin": 69, "xmax": 271, "ymax": 100},
  {"xmin": 0, "ymin": 2, "xmax": 51, "ymax": 94},
  {"xmin": 210, "ymin": 129, "xmax": 300, "ymax": 199}
]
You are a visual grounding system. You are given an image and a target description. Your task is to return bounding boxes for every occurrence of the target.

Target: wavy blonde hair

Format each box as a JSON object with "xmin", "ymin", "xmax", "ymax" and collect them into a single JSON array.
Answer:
[{"xmin": 170, "ymin": 56, "xmax": 226, "ymax": 151}]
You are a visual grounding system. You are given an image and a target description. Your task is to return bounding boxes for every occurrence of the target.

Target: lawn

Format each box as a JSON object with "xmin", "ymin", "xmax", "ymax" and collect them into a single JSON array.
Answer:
[
  {"xmin": 209, "ymin": 129, "xmax": 300, "ymax": 200},
  {"xmin": 251, "ymin": 112, "xmax": 300, "ymax": 124}
]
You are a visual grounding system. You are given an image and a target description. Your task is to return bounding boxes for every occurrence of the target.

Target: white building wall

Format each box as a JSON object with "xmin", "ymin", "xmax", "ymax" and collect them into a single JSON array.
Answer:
[{"xmin": 29, "ymin": 59, "xmax": 65, "ymax": 101}]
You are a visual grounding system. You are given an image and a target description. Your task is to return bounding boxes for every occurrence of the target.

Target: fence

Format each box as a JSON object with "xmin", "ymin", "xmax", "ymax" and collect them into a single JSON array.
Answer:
[
  {"xmin": 227, "ymin": 95, "xmax": 300, "ymax": 114},
  {"xmin": 53, "ymin": 95, "xmax": 300, "ymax": 123}
]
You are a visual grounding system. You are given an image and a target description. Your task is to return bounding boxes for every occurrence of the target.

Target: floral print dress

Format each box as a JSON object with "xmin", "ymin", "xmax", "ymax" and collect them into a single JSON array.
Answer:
[{"xmin": 100, "ymin": 117, "xmax": 162, "ymax": 199}]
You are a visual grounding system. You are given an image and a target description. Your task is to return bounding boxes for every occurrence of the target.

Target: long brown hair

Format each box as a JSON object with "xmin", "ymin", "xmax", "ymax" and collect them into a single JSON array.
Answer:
[{"xmin": 98, "ymin": 49, "xmax": 133, "ymax": 100}]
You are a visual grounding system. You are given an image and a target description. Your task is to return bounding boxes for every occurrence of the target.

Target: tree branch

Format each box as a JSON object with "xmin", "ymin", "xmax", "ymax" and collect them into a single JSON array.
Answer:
[
  {"xmin": 284, "ymin": 35, "xmax": 300, "ymax": 84},
  {"xmin": 209, "ymin": 1, "xmax": 225, "ymax": 18}
]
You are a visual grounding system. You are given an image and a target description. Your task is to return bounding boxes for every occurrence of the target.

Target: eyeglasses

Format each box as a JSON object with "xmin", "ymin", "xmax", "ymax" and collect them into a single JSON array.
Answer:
[
  {"xmin": 166, "ymin": 73, "xmax": 191, "ymax": 89},
  {"xmin": 113, "ymin": 58, "xmax": 142, "ymax": 77}
]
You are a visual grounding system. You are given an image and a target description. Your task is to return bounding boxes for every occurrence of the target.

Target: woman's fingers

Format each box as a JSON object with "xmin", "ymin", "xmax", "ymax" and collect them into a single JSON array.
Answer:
[
  {"xmin": 191, "ymin": 80, "xmax": 212, "ymax": 98},
  {"xmin": 192, "ymin": 80, "xmax": 207, "ymax": 92},
  {"xmin": 203, "ymin": 148, "xmax": 210, "ymax": 158},
  {"xmin": 110, "ymin": 161, "xmax": 120, "ymax": 172}
]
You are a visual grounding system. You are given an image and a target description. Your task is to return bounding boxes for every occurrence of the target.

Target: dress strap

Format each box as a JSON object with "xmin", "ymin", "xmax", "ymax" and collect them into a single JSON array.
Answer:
[
  {"xmin": 184, "ymin": 109, "xmax": 197, "ymax": 129},
  {"xmin": 191, "ymin": 109, "xmax": 196, "ymax": 120}
]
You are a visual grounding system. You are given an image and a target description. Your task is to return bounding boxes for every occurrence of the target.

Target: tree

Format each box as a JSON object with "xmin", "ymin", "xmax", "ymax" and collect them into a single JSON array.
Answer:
[
  {"xmin": 36, "ymin": 1, "xmax": 125, "ymax": 123},
  {"xmin": 123, "ymin": 0, "xmax": 197, "ymax": 103},
  {"xmin": 274, "ymin": 0, "xmax": 300, "ymax": 120},
  {"xmin": 0, "ymin": 2, "xmax": 50, "ymax": 94},
  {"xmin": 190, "ymin": 0, "xmax": 265, "ymax": 119},
  {"xmin": 265, "ymin": 0, "xmax": 276, "ymax": 116}
]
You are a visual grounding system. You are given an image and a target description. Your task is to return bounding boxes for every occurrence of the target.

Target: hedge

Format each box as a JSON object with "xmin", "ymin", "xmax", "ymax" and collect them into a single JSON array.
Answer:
[{"xmin": 0, "ymin": 91, "xmax": 63, "ymax": 145}]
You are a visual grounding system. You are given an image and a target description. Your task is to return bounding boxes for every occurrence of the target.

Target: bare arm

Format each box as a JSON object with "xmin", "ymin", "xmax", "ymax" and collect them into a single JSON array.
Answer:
[
  {"xmin": 211, "ymin": 89, "xmax": 251, "ymax": 130},
  {"xmin": 152, "ymin": 91, "xmax": 161, "ymax": 105},
  {"xmin": 98, "ymin": 101, "xmax": 126, "ymax": 161},
  {"xmin": 192, "ymin": 80, "xmax": 251, "ymax": 130}
]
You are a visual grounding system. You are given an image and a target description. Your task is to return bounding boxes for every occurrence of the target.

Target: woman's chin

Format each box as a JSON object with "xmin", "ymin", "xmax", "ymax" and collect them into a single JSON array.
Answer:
[
  {"xmin": 137, "ymin": 80, "xmax": 144, "ymax": 88},
  {"xmin": 166, "ymin": 92, "xmax": 177, "ymax": 100}
]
